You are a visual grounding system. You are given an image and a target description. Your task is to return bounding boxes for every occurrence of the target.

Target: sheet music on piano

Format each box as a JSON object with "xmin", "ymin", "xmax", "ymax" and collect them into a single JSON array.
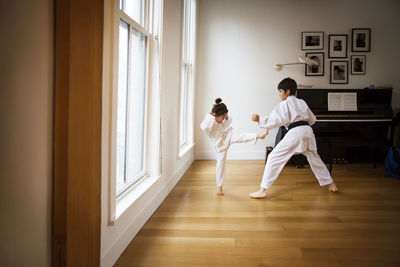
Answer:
[{"xmin": 328, "ymin": 92, "xmax": 357, "ymax": 111}]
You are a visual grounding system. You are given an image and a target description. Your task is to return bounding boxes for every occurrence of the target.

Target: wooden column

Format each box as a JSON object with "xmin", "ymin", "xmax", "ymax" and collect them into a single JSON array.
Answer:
[{"xmin": 53, "ymin": 0, "xmax": 103, "ymax": 266}]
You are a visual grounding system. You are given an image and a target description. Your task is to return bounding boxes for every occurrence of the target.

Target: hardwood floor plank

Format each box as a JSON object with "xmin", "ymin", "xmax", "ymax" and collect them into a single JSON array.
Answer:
[
  {"xmin": 235, "ymin": 238, "xmax": 400, "ymax": 249},
  {"xmin": 301, "ymin": 247, "xmax": 400, "ymax": 261}
]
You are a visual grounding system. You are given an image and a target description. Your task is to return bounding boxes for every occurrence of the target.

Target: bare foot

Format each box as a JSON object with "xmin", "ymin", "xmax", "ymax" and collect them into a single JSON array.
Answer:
[
  {"xmin": 249, "ymin": 188, "xmax": 267, "ymax": 199},
  {"xmin": 329, "ymin": 182, "xmax": 338, "ymax": 192},
  {"xmin": 217, "ymin": 186, "xmax": 224, "ymax": 196},
  {"xmin": 257, "ymin": 130, "xmax": 269, "ymax": 140}
]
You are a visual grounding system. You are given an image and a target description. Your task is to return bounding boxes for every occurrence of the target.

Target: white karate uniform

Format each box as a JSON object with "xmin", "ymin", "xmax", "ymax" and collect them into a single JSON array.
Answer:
[
  {"xmin": 258, "ymin": 95, "xmax": 333, "ymax": 189},
  {"xmin": 200, "ymin": 114, "xmax": 257, "ymax": 186}
]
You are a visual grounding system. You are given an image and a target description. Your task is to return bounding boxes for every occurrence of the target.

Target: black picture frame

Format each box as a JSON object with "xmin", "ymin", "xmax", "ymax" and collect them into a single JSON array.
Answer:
[
  {"xmin": 330, "ymin": 61, "xmax": 348, "ymax": 84},
  {"xmin": 351, "ymin": 55, "xmax": 366, "ymax": 75},
  {"xmin": 302, "ymin": 32, "xmax": 324, "ymax": 50},
  {"xmin": 352, "ymin": 28, "xmax": 371, "ymax": 52},
  {"xmin": 305, "ymin": 52, "xmax": 324, "ymax": 76},
  {"xmin": 328, "ymin": 34, "xmax": 347, "ymax": 58}
]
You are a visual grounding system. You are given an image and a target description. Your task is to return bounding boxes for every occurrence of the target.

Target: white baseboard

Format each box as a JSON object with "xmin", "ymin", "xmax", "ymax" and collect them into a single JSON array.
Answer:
[
  {"xmin": 101, "ymin": 156, "xmax": 194, "ymax": 267},
  {"xmin": 195, "ymin": 150, "xmax": 266, "ymax": 160}
]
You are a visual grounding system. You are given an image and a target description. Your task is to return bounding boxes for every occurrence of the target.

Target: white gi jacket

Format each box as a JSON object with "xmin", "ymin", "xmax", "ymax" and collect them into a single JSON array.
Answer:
[
  {"xmin": 259, "ymin": 95, "xmax": 318, "ymax": 152},
  {"xmin": 200, "ymin": 114, "xmax": 233, "ymax": 152}
]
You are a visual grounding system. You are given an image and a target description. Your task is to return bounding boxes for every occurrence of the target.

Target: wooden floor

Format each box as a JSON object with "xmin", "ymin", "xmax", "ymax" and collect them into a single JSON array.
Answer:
[{"xmin": 115, "ymin": 161, "xmax": 400, "ymax": 267}]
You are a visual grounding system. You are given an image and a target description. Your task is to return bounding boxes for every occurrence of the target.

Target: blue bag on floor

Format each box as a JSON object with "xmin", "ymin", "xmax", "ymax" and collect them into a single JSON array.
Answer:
[{"xmin": 385, "ymin": 146, "xmax": 400, "ymax": 179}]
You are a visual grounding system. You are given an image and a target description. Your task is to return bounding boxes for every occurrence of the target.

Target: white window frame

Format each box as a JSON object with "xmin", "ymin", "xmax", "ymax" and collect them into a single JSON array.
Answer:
[
  {"xmin": 178, "ymin": 0, "xmax": 197, "ymax": 157},
  {"xmin": 115, "ymin": 0, "xmax": 150, "ymax": 197},
  {"xmin": 106, "ymin": 0, "xmax": 163, "ymax": 223}
]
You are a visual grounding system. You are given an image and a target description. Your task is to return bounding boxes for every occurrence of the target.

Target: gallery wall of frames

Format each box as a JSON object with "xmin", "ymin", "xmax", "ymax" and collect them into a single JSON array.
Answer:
[{"xmin": 301, "ymin": 29, "xmax": 370, "ymax": 84}]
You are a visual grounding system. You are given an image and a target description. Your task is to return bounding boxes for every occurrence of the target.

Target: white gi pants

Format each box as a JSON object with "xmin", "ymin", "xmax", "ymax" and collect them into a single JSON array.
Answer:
[
  {"xmin": 260, "ymin": 126, "xmax": 333, "ymax": 189},
  {"xmin": 215, "ymin": 133, "xmax": 257, "ymax": 186}
]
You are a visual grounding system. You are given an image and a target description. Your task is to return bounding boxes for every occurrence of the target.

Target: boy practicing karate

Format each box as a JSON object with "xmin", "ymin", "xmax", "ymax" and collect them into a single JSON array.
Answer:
[{"xmin": 249, "ymin": 78, "xmax": 338, "ymax": 199}]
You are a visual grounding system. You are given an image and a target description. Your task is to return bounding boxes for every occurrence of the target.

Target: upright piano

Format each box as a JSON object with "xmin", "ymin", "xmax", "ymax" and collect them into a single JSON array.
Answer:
[{"xmin": 296, "ymin": 88, "xmax": 396, "ymax": 171}]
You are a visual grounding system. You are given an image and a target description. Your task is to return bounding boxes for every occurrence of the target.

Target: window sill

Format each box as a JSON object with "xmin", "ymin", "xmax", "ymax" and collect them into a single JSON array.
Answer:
[
  {"xmin": 178, "ymin": 143, "xmax": 194, "ymax": 159},
  {"xmin": 115, "ymin": 174, "xmax": 161, "ymax": 220}
]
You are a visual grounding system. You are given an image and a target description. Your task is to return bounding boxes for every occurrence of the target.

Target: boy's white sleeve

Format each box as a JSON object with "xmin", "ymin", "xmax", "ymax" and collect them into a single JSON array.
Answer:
[
  {"xmin": 200, "ymin": 114, "xmax": 216, "ymax": 137},
  {"xmin": 258, "ymin": 102, "xmax": 288, "ymax": 130},
  {"xmin": 258, "ymin": 115, "xmax": 268, "ymax": 128},
  {"xmin": 307, "ymin": 107, "xmax": 317, "ymax": 126}
]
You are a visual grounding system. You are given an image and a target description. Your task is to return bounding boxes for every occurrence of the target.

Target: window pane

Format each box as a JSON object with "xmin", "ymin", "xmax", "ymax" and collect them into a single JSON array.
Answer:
[
  {"xmin": 189, "ymin": 0, "xmax": 196, "ymax": 61},
  {"xmin": 125, "ymin": 29, "xmax": 147, "ymax": 184},
  {"xmin": 182, "ymin": 0, "xmax": 189, "ymax": 61},
  {"xmin": 116, "ymin": 20, "xmax": 129, "ymax": 194},
  {"xmin": 179, "ymin": 64, "xmax": 187, "ymax": 147},
  {"xmin": 179, "ymin": 0, "xmax": 196, "ymax": 149},
  {"xmin": 124, "ymin": 0, "xmax": 144, "ymax": 26}
]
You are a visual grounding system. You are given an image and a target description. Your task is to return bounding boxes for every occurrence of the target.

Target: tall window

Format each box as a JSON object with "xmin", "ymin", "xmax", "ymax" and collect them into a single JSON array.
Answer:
[
  {"xmin": 179, "ymin": 0, "xmax": 197, "ymax": 150},
  {"xmin": 116, "ymin": 0, "xmax": 149, "ymax": 196}
]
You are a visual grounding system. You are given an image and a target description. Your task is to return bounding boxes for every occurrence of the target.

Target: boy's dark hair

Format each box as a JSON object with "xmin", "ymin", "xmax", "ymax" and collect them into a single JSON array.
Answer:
[
  {"xmin": 277, "ymin": 77, "xmax": 297, "ymax": 95},
  {"xmin": 212, "ymin": 98, "xmax": 228, "ymax": 116}
]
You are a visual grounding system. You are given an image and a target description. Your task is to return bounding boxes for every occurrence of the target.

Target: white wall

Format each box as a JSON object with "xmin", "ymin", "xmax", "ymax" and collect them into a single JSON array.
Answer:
[
  {"xmin": 195, "ymin": 0, "xmax": 400, "ymax": 160},
  {"xmin": 101, "ymin": 0, "xmax": 195, "ymax": 266},
  {"xmin": 0, "ymin": 1, "xmax": 54, "ymax": 266}
]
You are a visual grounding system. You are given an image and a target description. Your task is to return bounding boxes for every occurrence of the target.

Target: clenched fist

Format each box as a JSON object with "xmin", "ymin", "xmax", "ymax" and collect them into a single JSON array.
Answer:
[{"xmin": 252, "ymin": 114, "xmax": 260, "ymax": 122}]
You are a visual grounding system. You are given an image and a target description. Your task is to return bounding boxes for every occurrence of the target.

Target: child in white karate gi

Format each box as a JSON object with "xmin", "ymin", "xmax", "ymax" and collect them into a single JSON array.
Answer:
[
  {"xmin": 201, "ymin": 98, "xmax": 268, "ymax": 196},
  {"xmin": 249, "ymin": 78, "xmax": 338, "ymax": 199}
]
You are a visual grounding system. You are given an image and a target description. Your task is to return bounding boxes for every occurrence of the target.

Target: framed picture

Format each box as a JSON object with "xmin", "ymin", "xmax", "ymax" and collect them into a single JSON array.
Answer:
[
  {"xmin": 302, "ymin": 32, "xmax": 324, "ymax": 50},
  {"xmin": 330, "ymin": 61, "xmax": 348, "ymax": 84},
  {"xmin": 305, "ymin": 52, "xmax": 324, "ymax": 76},
  {"xmin": 328, "ymin": 34, "xmax": 347, "ymax": 58},
  {"xmin": 352, "ymin": 28, "xmax": 371, "ymax": 52},
  {"xmin": 351, "ymin": 55, "xmax": 366, "ymax": 75}
]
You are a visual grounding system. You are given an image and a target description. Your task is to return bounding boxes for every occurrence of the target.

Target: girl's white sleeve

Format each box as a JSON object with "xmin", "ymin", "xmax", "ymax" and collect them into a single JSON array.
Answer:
[
  {"xmin": 258, "ymin": 102, "xmax": 289, "ymax": 130},
  {"xmin": 222, "ymin": 116, "xmax": 232, "ymax": 131},
  {"xmin": 200, "ymin": 114, "xmax": 216, "ymax": 137}
]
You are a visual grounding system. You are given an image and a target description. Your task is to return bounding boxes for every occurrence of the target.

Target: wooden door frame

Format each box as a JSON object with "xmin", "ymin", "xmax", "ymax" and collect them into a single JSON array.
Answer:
[{"xmin": 53, "ymin": 0, "xmax": 103, "ymax": 266}]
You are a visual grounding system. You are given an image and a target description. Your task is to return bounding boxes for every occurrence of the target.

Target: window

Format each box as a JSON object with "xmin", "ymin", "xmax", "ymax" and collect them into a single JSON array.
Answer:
[
  {"xmin": 116, "ymin": 0, "xmax": 149, "ymax": 196},
  {"xmin": 179, "ymin": 0, "xmax": 197, "ymax": 151},
  {"xmin": 104, "ymin": 0, "xmax": 162, "ymax": 222}
]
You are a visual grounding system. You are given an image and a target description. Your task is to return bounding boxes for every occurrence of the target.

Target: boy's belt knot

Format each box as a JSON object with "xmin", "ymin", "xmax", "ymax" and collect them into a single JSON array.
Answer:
[{"xmin": 288, "ymin": 120, "xmax": 309, "ymax": 130}]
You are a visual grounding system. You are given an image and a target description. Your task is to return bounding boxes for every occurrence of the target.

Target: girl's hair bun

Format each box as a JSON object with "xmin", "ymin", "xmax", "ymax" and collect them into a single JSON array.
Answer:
[{"xmin": 212, "ymin": 98, "xmax": 228, "ymax": 116}]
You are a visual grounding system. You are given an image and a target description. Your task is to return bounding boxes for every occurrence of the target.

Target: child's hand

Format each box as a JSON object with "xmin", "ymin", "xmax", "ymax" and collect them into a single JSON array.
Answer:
[
  {"xmin": 224, "ymin": 113, "xmax": 229, "ymax": 120},
  {"xmin": 210, "ymin": 112, "xmax": 216, "ymax": 117},
  {"xmin": 257, "ymin": 130, "xmax": 269, "ymax": 140},
  {"xmin": 252, "ymin": 114, "xmax": 260, "ymax": 122}
]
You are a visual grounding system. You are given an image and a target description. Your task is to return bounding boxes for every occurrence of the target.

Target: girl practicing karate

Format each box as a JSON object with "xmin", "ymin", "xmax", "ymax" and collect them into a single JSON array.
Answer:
[
  {"xmin": 201, "ymin": 98, "xmax": 268, "ymax": 196},
  {"xmin": 249, "ymin": 78, "xmax": 338, "ymax": 199}
]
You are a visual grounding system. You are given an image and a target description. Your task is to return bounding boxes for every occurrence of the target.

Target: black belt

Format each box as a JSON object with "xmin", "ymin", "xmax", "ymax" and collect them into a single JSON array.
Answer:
[{"xmin": 288, "ymin": 120, "xmax": 309, "ymax": 130}]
